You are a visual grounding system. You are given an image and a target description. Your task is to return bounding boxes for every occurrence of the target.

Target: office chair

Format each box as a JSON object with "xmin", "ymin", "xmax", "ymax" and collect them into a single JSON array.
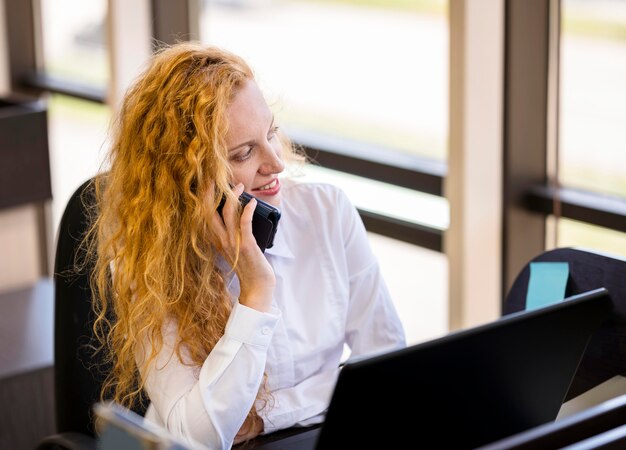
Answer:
[
  {"xmin": 503, "ymin": 246, "xmax": 626, "ymax": 403},
  {"xmin": 36, "ymin": 177, "xmax": 146, "ymax": 450}
]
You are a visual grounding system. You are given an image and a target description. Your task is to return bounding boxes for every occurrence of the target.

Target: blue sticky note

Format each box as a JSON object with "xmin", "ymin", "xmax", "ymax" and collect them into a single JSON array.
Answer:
[{"xmin": 526, "ymin": 262, "xmax": 569, "ymax": 311}]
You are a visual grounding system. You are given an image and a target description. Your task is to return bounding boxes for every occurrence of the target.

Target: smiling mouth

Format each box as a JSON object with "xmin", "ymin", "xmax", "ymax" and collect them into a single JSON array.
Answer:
[{"xmin": 256, "ymin": 179, "xmax": 277, "ymax": 191}]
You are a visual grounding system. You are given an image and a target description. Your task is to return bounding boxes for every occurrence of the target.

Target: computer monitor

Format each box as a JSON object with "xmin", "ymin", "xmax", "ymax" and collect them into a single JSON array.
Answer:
[{"xmin": 315, "ymin": 288, "xmax": 611, "ymax": 449}]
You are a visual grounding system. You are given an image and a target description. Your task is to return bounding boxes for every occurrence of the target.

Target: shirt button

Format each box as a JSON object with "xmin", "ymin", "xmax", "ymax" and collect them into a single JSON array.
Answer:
[{"xmin": 261, "ymin": 326, "xmax": 271, "ymax": 335}]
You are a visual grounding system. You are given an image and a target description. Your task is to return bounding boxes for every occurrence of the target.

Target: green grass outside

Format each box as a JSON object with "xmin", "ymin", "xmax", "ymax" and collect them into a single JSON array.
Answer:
[
  {"xmin": 563, "ymin": 16, "xmax": 626, "ymax": 41},
  {"xmin": 48, "ymin": 94, "xmax": 110, "ymax": 123},
  {"xmin": 298, "ymin": 0, "xmax": 446, "ymax": 15},
  {"xmin": 560, "ymin": 165, "xmax": 626, "ymax": 200},
  {"xmin": 278, "ymin": 106, "xmax": 446, "ymax": 160},
  {"xmin": 299, "ymin": 0, "xmax": 626, "ymax": 42},
  {"xmin": 559, "ymin": 218, "xmax": 626, "ymax": 258}
]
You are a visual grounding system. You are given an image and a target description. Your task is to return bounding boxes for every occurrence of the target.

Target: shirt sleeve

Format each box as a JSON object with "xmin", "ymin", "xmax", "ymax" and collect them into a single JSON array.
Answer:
[
  {"xmin": 346, "ymin": 258, "xmax": 407, "ymax": 356},
  {"xmin": 138, "ymin": 302, "xmax": 281, "ymax": 450},
  {"xmin": 337, "ymin": 189, "xmax": 407, "ymax": 357}
]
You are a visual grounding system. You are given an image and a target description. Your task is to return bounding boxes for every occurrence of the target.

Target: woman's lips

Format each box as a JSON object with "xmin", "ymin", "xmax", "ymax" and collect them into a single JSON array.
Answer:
[{"xmin": 252, "ymin": 178, "xmax": 281, "ymax": 196}]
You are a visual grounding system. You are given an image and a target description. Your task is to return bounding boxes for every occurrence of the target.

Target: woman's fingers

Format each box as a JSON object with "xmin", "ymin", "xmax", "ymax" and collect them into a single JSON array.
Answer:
[
  {"xmin": 239, "ymin": 197, "xmax": 257, "ymax": 249},
  {"xmin": 207, "ymin": 183, "xmax": 239, "ymax": 251},
  {"xmin": 222, "ymin": 183, "xmax": 258, "ymax": 252},
  {"xmin": 210, "ymin": 182, "xmax": 260, "ymax": 257}
]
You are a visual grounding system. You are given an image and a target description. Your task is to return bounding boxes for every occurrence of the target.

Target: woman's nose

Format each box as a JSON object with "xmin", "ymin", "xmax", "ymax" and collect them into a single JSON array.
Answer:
[{"xmin": 259, "ymin": 143, "xmax": 285, "ymax": 174}]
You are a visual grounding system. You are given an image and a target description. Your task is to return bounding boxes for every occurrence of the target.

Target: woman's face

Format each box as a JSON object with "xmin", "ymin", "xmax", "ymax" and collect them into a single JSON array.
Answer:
[{"xmin": 225, "ymin": 79, "xmax": 285, "ymax": 207}]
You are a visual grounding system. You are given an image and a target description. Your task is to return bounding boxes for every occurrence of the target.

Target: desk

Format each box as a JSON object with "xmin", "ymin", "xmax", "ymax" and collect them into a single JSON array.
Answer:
[{"xmin": 0, "ymin": 278, "xmax": 55, "ymax": 450}]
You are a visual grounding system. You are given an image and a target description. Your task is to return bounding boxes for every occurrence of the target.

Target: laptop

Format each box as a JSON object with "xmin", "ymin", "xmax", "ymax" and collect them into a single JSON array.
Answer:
[{"xmin": 254, "ymin": 287, "xmax": 611, "ymax": 450}]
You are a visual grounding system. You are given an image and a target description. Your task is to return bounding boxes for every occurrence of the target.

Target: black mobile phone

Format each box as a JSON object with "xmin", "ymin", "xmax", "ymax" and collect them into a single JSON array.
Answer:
[{"xmin": 218, "ymin": 190, "xmax": 281, "ymax": 253}]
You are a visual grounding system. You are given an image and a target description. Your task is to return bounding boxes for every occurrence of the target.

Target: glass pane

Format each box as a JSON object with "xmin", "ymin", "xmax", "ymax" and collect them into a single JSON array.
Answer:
[
  {"xmin": 295, "ymin": 164, "xmax": 448, "ymax": 229},
  {"xmin": 368, "ymin": 233, "xmax": 448, "ymax": 345},
  {"xmin": 39, "ymin": 0, "xmax": 109, "ymax": 87},
  {"xmin": 559, "ymin": 0, "xmax": 626, "ymax": 198},
  {"xmin": 201, "ymin": 0, "xmax": 448, "ymax": 161},
  {"xmin": 557, "ymin": 217, "xmax": 626, "ymax": 259},
  {"xmin": 47, "ymin": 95, "xmax": 111, "ymax": 236}
]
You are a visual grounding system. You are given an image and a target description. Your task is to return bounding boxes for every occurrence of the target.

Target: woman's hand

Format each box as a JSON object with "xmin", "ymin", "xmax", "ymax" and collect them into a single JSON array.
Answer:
[
  {"xmin": 233, "ymin": 413, "xmax": 264, "ymax": 445},
  {"xmin": 210, "ymin": 183, "xmax": 275, "ymax": 312}
]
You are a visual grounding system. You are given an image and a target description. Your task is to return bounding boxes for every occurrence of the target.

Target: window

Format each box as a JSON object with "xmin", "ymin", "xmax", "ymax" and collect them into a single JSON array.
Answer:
[
  {"xmin": 39, "ymin": 0, "xmax": 108, "ymax": 89},
  {"xmin": 46, "ymin": 95, "xmax": 110, "ymax": 233},
  {"xmin": 556, "ymin": 0, "xmax": 626, "ymax": 256},
  {"xmin": 201, "ymin": 0, "xmax": 448, "ymax": 160},
  {"xmin": 36, "ymin": 0, "xmax": 110, "ymax": 235}
]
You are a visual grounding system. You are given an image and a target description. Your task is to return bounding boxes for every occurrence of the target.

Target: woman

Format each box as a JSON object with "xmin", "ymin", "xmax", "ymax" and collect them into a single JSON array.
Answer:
[{"xmin": 88, "ymin": 42, "xmax": 406, "ymax": 449}]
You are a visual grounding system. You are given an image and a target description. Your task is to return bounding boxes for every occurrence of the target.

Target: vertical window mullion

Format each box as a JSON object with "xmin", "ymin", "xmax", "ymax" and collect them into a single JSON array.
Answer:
[
  {"xmin": 107, "ymin": 0, "xmax": 152, "ymax": 110},
  {"xmin": 502, "ymin": 0, "xmax": 552, "ymax": 299},
  {"xmin": 447, "ymin": 0, "xmax": 505, "ymax": 330}
]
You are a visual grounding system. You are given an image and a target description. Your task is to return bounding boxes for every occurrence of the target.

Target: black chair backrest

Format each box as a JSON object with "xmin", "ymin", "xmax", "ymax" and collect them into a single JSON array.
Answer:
[
  {"xmin": 54, "ymin": 177, "xmax": 146, "ymax": 436},
  {"xmin": 54, "ymin": 177, "xmax": 105, "ymax": 436},
  {"xmin": 504, "ymin": 247, "xmax": 626, "ymax": 401}
]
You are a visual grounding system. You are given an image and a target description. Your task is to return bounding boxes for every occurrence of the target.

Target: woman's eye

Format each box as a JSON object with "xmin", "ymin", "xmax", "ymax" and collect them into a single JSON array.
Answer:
[
  {"xmin": 232, "ymin": 147, "xmax": 253, "ymax": 162},
  {"xmin": 268, "ymin": 126, "xmax": 279, "ymax": 140}
]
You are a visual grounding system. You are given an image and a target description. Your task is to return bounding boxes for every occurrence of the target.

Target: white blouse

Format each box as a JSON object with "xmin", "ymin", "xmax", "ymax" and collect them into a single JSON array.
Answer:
[{"xmin": 139, "ymin": 180, "xmax": 407, "ymax": 449}]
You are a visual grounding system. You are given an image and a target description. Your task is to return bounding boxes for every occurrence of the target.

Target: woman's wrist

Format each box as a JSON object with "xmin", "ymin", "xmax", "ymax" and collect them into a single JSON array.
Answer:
[{"xmin": 239, "ymin": 290, "xmax": 274, "ymax": 312}]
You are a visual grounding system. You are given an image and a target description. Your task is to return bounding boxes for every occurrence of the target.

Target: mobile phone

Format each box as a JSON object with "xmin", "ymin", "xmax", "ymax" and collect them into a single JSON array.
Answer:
[{"xmin": 218, "ymin": 190, "xmax": 281, "ymax": 253}]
